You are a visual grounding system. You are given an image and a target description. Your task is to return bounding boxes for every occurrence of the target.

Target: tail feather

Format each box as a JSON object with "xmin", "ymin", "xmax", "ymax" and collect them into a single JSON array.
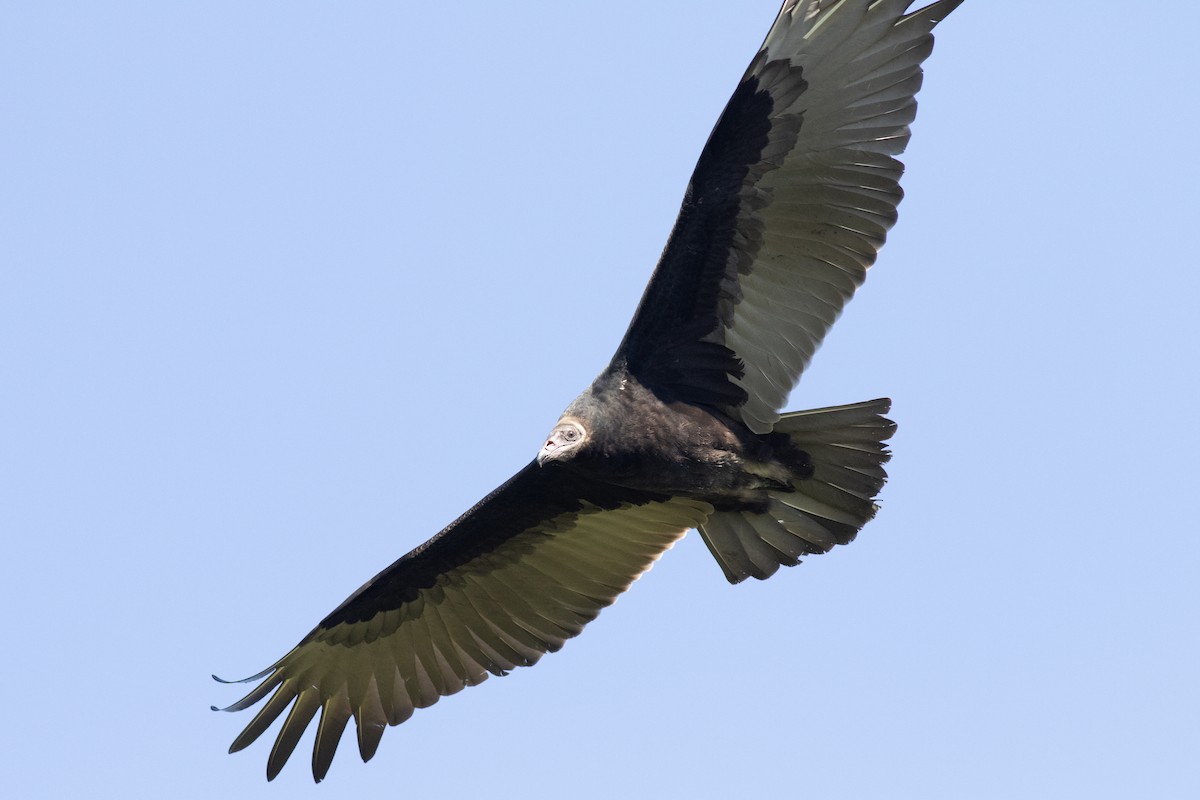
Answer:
[
  {"xmin": 702, "ymin": 513, "xmax": 787, "ymax": 579},
  {"xmin": 698, "ymin": 398, "xmax": 895, "ymax": 584}
]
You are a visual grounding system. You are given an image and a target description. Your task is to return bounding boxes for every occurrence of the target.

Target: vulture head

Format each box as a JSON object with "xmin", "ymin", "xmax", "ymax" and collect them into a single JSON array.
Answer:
[{"xmin": 538, "ymin": 417, "xmax": 588, "ymax": 465}]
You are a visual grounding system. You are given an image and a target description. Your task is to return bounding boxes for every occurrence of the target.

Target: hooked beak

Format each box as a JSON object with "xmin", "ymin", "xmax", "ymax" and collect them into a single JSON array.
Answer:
[{"xmin": 537, "ymin": 437, "xmax": 563, "ymax": 467}]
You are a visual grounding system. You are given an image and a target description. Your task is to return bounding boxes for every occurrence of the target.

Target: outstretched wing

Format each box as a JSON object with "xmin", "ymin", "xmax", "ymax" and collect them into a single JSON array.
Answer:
[
  {"xmin": 215, "ymin": 462, "xmax": 711, "ymax": 782},
  {"xmin": 613, "ymin": 0, "xmax": 962, "ymax": 430}
]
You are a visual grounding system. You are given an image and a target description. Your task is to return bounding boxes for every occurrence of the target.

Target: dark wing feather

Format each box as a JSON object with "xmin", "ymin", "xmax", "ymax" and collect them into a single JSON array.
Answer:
[
  {"xmin": 216, "ymin": 461, "xmax": 712, "ymax": 782},
  {"xmin": 613, "ymin": 0, "xmax": 962, "ymax": 430}
]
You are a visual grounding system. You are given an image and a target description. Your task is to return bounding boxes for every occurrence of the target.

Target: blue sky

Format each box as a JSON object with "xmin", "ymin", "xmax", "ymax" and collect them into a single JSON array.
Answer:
[{"xmin": 3, "ymin": 1, "xmax": 1197, "ymax": 797}]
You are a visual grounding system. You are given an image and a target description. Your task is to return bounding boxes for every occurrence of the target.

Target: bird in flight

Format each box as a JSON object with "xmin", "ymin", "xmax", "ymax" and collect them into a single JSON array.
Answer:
[{"xmin": 216, "ymin": 0, "xmax": 963, "ymax": 782}]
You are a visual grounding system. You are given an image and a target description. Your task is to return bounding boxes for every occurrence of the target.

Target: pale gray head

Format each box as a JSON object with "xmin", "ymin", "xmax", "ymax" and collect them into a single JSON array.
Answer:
[{"xmin": 537, "ymin": 417, "xmax": 588, "ymax": 466}]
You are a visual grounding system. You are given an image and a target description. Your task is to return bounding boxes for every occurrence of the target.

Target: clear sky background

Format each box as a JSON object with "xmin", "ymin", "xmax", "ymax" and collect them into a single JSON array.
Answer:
[{"xmin": 3, "ymin": 1, "xmax": 1197, "ymax": 797}]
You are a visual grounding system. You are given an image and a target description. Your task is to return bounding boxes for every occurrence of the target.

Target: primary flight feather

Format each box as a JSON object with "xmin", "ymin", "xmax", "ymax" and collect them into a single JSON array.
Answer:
[{"xmin": 216, "ymin": 0, "xmax": 963, "ymax": 781}]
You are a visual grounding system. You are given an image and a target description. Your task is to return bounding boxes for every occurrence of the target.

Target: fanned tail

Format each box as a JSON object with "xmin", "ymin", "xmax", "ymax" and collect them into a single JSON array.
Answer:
[{"xmin": 698, "ymin": 398, "xmax": 895, "ymax": 583}]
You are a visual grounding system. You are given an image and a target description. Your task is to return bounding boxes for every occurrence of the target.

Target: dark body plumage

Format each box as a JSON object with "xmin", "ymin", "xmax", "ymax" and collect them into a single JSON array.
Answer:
[
  {"xmin": 552, "ymin": 367, "xmax": 812, "ymax": 499},
  {"xmin": 216, "ymin": 0, "xmax": 962, "ymax": 782}
]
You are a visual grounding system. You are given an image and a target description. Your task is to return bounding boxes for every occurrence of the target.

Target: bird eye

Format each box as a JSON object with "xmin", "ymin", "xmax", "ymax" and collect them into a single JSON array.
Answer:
[{"xmin": 563, "ymin": 427, "xmax": 579, "ymax": 442}]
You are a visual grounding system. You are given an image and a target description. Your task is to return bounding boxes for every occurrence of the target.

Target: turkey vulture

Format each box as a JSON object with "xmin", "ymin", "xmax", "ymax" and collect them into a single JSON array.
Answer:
[{"xmin": 216, "ymin": 0, "xmax": 963, "ymax": 782}]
